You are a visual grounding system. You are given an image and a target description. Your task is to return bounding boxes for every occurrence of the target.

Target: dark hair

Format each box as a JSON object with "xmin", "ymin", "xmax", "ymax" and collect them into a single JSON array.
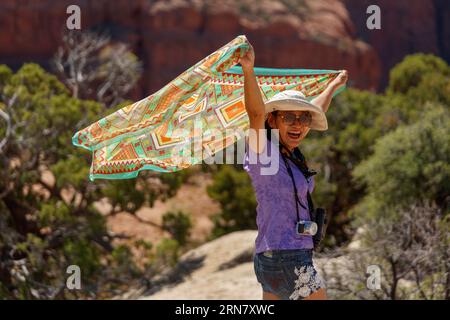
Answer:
[{"xmin": 264, "ymin": 111, "xmax": 278, "ymax": 141}]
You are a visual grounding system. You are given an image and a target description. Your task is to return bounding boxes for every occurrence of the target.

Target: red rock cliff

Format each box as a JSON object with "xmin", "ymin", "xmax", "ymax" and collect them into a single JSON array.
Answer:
[{"xmin": 0, "ymin": 0, "xmax": 446, "ymax": 96}]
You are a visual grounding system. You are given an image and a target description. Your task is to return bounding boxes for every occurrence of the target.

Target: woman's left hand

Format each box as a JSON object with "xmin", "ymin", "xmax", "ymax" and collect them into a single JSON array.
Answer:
[{"xmin": 332, "ymin": 70, "xmax": 348, "ymax": 89}]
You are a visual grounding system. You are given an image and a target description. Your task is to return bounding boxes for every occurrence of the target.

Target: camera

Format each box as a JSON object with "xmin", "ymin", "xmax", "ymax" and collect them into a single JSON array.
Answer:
[
  {"xmin": 296, "ymin": 220, "xmax": 318, "ymax": 236},
  {"xmin": 295, "ymin": 208, "xmax": 328, "ymax": 249}
]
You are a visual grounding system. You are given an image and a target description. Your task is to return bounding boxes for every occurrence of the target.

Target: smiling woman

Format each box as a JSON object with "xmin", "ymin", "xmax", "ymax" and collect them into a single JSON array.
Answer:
[
  {"xmin": 239, "ymin": 41, "xmax": 348, "ymax": 300},
  {"xmin": 264, "ymin": 89, "xmax": 329, "ymax": 153},
  {"xmin": 277, "ymin": 110, "xmax": 312, "ymax": 141}
]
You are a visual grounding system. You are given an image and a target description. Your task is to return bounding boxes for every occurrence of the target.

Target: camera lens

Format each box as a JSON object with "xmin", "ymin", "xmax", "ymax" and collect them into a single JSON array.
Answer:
[
  {"xmin": 309, "ymin": 222, "xmax": 318, "ymax": 235},
  {"xmin": 296, "ymin": 221, "xmax": 318, "ymax": 236}
]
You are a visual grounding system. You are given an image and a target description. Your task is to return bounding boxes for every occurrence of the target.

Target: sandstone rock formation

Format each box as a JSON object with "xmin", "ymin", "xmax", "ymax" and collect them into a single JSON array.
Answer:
[
  {"xmin": 133, "ymin": 230, "xmax": 349, "ymax": 300},
  {"xmin": 139, "ymin": 230, "xmax": 260, "ymax": 300},
  {"xmin": 0, "ymin": 1, "xmax": 374, "ymax": 96},
  {"xmin": 1, "ymin": 1, "xmax": 447, "ymax": 95},
  {"xmin": 342, "ymin": 0, "xmax": 447, "ymax": 87}
]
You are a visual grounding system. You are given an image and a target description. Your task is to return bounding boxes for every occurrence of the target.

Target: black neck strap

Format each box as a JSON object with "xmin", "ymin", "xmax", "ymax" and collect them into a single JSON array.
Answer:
[{"xmin": 279, "ymin": 143, "xmax": 316, "ymax": 223}]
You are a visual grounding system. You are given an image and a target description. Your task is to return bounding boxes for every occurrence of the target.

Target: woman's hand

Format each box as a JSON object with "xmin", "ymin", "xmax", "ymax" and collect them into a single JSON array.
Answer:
[
  {"xmin": 311, "ymin": 70, "xmax": 348, "ymax": 113},
  {"xmin": 331, "ymin": 70, "xmax": 348, "ymax": 90},
  {"xmin": 239, "ymin": 44, "xmax": 255, "ymax": 73}
]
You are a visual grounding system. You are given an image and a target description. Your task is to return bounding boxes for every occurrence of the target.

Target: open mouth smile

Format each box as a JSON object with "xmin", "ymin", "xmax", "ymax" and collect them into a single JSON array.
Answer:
[{"xmin": 287, "ymin": 131, "xmax": 302, "ymax": 139}]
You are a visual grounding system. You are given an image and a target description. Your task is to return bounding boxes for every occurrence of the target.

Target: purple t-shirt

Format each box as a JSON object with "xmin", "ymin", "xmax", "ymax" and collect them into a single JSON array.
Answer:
[{"xmin": 243, "ymin": 137, "xmax": 315, "ymax": 253}]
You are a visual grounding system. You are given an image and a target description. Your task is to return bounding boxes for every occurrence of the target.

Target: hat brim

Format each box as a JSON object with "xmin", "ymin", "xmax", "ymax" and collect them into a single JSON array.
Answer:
[{"xmin": 264, "ymin": 99, "xmax": 328, "ymax": 131}]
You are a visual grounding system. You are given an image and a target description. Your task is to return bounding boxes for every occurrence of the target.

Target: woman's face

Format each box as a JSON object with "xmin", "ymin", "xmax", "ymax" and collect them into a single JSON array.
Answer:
[{"xmin": 268, "ymin": 110, "xmax": 312, "ymax": 150}]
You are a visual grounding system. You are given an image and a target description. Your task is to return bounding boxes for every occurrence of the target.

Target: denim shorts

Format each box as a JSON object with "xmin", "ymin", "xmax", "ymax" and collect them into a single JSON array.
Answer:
[{"xmin": 253, "ymin": 249, "xmax": 325, "ymax": 300}]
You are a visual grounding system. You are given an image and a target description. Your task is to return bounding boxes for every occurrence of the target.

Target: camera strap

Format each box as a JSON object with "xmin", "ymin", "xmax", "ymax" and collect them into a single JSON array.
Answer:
[{"xmin": 279, "ymin": 144, "xmax": 316, "ymax": 223}]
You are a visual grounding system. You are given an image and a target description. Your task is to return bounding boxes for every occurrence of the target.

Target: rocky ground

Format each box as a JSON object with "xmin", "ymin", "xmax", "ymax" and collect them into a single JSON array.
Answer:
[
  {"xmin": 119, "ymin": 230, "xmax": 355, "ymax": 300},
  {"xmin": 139, "ymin": 230, "xmax": 261, "ymax": 300}
]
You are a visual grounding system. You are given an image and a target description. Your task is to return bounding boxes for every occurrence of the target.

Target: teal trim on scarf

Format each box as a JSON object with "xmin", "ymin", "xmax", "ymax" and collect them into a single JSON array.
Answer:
[{"xmin": 226, "ymin": 66, "xmax": 342, "ymax": 76}]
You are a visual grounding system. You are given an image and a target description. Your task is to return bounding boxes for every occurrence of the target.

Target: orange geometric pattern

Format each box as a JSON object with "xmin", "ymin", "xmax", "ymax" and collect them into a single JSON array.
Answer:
[{"xmin": 72, "ymin": 35, "xmax": 343, "ymax": 181}]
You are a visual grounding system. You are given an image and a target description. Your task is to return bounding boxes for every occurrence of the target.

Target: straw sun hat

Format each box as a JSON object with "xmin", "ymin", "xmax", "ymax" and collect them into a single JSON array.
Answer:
[{"xmin": 264, "ymin": 90, "xmax": 328, "ymax": 131}]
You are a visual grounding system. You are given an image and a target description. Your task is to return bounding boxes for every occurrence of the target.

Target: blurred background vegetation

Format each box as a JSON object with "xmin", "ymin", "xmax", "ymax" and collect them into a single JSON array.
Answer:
[{"xmin": 1, "ymin": 46, "xmax": 448, "ymax": 299}]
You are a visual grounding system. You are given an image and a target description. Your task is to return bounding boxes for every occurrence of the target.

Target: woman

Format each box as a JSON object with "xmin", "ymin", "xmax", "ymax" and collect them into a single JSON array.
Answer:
[{"xmin": 239, "ymin": 44, "xmax": 348, "ymax": 300}]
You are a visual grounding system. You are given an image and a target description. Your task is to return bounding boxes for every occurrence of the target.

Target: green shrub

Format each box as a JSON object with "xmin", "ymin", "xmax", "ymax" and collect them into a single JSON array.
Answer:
[
  {"xmin": 162, "ymin": 210, "xmax": 192, "ymax": 246},
  {"xmin": 207, "ymin": 166, "xmax": 257, "ymax": 239},
  {"xmin": 153, "ymin": 238, "xmax": 181, "ymax": 268},
  {"xmin": 351, "ymin": 103, "xmax": 450, "ymax": 221}
]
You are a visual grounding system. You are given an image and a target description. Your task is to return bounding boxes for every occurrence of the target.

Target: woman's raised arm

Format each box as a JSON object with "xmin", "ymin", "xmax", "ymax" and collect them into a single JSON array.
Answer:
[
  {"xmin": 240, "ymin": 44, "xmax": 266, "ymax": 154},
  {"xmin": 311, "ymin": 70, "xmax": 348, "ymax": 113}
]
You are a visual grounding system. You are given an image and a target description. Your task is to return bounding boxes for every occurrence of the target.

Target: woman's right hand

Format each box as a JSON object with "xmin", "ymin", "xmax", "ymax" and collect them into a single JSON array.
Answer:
[{"xmin": 239, "ymin": 44, "xmax": 255, "ymax": 72}]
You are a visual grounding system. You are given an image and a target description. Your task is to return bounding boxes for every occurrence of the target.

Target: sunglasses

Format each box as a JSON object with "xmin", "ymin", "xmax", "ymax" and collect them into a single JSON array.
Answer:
[{"xmin": 277, "ymin": 112, "xmax": 312, "ymax": 126}]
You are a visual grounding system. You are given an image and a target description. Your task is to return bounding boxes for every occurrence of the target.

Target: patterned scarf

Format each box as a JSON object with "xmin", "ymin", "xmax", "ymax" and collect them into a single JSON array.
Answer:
[{"xmin": 72, "ymin": 35, "xmax": 343, "ymax": 181}]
